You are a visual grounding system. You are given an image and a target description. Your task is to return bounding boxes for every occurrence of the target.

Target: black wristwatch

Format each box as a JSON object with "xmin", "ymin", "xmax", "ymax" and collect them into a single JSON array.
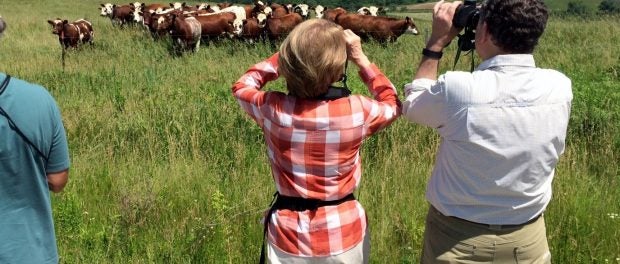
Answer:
[{"xmin": 422, "ymin": 48, "xmax": 443, "ymax": 59}]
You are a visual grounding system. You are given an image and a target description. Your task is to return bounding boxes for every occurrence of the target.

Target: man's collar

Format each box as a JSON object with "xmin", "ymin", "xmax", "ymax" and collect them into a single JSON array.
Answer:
[{"xmin": 476, "ymin": 54, "xmax": 536, "ymax": 71}]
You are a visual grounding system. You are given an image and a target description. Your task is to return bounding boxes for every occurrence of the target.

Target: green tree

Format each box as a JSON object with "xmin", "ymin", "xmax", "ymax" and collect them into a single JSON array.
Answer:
[
  {"xmin": 599, "ymin": 0, "xmax": 620, "ymax": 13},
  {"xmin": 566, "ymin": 1, "xmax": 590, "ymax": 16}
]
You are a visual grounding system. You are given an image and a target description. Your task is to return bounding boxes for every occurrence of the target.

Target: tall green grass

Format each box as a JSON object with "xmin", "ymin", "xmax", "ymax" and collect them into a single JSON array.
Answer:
[{"xmin": 0, "ymin": 1, "xmax": 619, "ymax": 263}]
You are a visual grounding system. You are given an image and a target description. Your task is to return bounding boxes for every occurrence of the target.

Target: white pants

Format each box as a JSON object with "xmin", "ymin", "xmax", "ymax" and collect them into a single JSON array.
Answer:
[{"xmin": 267, "ymin": 229, "xmax": 370, "ymax": 264}]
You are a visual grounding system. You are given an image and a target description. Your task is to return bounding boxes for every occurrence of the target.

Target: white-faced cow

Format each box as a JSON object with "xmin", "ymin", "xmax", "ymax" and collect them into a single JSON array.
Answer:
[
  {"xmin": 140, "ymin": 3, "xmax": 169, "ymax": 28},
  {"xmin": 170, "ymin": 2, "xmax": 186, "ymax": 10},
  {"xmin": 130, "ymin": 2, "xmax": 143, "ymax": 23},
  {"xmin": 314, "ymin": 5, "xmax": 325, "ymax": 19},
  {"xmin": 100, "ymin": 3, "xmax": 114, "ymax": 17},
  {"xmin": 47, "ymin": 18, "xmax": 94, "ymax": 49},
  {"xmin": 357, "ymin": 6, "xmax": 383, "ymax": 16},
  {"xmin": 292, "ymin": 4, "xmax": 310, "ymax": 19}
]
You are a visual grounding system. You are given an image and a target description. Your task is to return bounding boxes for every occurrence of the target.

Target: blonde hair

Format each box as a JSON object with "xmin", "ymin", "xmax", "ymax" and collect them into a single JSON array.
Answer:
[{"xmin": 278, "ymin": 19, "xmax": 347, "ymax": 99}]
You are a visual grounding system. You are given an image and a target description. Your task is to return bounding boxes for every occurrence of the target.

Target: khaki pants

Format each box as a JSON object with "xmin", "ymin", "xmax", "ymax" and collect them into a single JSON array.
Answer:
[
  {"xmin": 267, "ymin": 228, "xmax": 370, "ymax": 264},
  {"xmin": 422, "ymin": 206, "xmax": 551, "ymax": 264}
]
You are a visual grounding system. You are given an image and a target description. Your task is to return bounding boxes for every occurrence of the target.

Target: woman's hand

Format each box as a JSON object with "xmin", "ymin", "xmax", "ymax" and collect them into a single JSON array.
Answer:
[{"xmin": 344, "ymin": 29, "xmax": 371, "ymax": 68}]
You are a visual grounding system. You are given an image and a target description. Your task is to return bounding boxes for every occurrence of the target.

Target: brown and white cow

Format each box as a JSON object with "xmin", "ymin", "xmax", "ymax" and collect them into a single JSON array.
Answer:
[
  {"xmin": 169, "ymin": 13, "xmax": 201, "ymax": 52},
  {"xmin": 314, "ymin": 5, "xmax": 325, "ymax": 19},
  {"xmin": 357, "ymin": 6, "xmax": 383, "ymax": 16},
  {"xmin": 140, "ymin": 3, "xmax": 168, "ymax": 28},
  {"xmin": 292, "ymin": 4, "xmax": 310, "ymax": 19},
  {"xmin": 194, "ymin": 12, "xmax": 236, "ymax": 42},
  {"xmin": 111, "ymin": 4, "xmax": 135, "ymax": 26},
  {"xmin": 264, "ymin": 13, "xmax": 303, "ymax": 42},
  {"xmin": 169, "ymin": 2, "xmax": 186, "ymax": 10},
  {"xmin": 336, "ymin": 14, "xmax": 419, "ymax": 43},
  {"xmin": 47, "ymin": 18, "xmax": 94, "ymax": 49},
  {"xmin": 323, "ymin": 7, "xmax": 347, "ymax": 22},
  {"xmin": 267, "ymin": 3, "xmax": 290, "ymax": 18},
  {"xmin": 244, "ymin": 1, "xmax": 267, "ymax": 18},
  {"xmin": 240, "ymin": 17, "xmax": 264, "ymax": 43},
  {"xmin": 100, "ymin": 3, "xmax": 114, "ymax": 17}
]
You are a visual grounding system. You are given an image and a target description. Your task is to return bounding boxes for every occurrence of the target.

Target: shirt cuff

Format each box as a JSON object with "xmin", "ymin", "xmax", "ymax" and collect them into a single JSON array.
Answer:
[
  {"xmin": 404, "ymin": 78, "xmax": 436, "ymax": 94},
  {"xmin": 358, "ymin": 64, "xmax": 380, "ymax": 83}
]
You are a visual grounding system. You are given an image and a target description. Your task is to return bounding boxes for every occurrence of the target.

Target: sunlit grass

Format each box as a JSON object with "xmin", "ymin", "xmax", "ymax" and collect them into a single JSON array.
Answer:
[{"xmin": 0, "ymin": 1, "xmax": 618, "ymax": 263}]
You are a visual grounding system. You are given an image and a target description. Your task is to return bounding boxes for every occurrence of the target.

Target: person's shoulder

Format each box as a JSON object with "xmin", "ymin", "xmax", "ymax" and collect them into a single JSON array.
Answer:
[
  {"xmin": 536, "ymin": 68, "xmax": 573, "ymax": 98},
  {"xmin": 7, "ymin": 75, "xmax": 56, "ymax": 101},
  {"xmin": 440, "ymin": 71, "xmax": 477, "ymax": 102}
]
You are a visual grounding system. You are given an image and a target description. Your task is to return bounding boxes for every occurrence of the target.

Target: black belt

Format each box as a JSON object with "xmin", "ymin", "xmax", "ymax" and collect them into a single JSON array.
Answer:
[
  {"xmin": 259, "ymin": 192, "xmax": 356, "ymax": 264},
  {"xmin": 431, "ymin": 206, "xmax": 542, "ymax": 231}
]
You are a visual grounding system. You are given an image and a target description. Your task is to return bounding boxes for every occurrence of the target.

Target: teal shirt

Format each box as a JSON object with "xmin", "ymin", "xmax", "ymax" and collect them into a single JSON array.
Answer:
[{"xmin": 0, "ymin": 73, "xmax": 70, "ymax": 264}]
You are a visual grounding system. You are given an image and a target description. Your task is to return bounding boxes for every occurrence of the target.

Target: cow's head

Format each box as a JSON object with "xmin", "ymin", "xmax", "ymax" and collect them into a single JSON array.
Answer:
[
  {"xmin": 314, "ymin": 5, "xmax": 325, "ymax": 19},
  {"xmin": 169, "ymin": 2, "xmax": 186, "ymax": 10},
  {"xmin": 293, "ymin": 4, "xmax": 309, "ymax": 19},
  {"xmin": 196, "ymin": 3, "xmax": 208, "ymax": 10},
  {"xmin": 100, "ymin": 3, "xmax": 114, "ymax": 16},
  {"xmin": 256, "ymin": 13, "xmax": 267, "ymax": 28},
  {"xmin": 357, "ymin": 7, "xmax": 370, "ymax": 15},
  {"xmin": 231, "ymin": 18, "xmax": 244, "ymax": 37},
  {"xmin": 368, "ymin": 6, "xmax": 382, "ymax": 16},
  {"xmin": 47, "ymin": 18, "xmax": 64, "ymax": 35},
  {"xmin": 130, "ymin": 2, "xmax": 142, "ymax": 10},
  {"xmin": 262, "ymin": 6, "xmax": 273, "ymax": 17},
  {"xmin": 132, "ymin": 7, "xmax": 144, "ymax": 23},
  {"xmin": 150, "ymin": 13, "xmax": 173, "ymax": 35},
  {"xmin": 404, "ymin": 17, "xmax": 419, "ymax": 35},
  {"xmin": 252, "ymin": 1, "xmax": 267, "ymax": 15}
]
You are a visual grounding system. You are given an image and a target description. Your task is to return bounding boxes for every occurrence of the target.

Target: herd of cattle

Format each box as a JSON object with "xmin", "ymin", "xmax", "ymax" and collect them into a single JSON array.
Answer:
[{"xmin": 48, "ymin": 1, "xmax": 419, "ymax": 53}]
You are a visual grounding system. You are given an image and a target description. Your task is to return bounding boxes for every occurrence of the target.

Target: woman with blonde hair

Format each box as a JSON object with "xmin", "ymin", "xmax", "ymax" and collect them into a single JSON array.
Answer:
[{"xmin": 232, "ymin": 19, "xmax": 401, "ymax": 263}]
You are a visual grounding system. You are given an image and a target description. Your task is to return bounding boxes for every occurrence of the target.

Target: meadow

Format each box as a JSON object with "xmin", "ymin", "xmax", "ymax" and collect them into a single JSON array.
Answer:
[{"xmin": 0, "ymin": 1, "xmax": 619, "ymax": 263}]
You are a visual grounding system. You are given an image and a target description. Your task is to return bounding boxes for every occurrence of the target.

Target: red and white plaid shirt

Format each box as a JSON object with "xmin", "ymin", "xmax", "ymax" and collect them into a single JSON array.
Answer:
[{"xmin": 232, "ymin": 53, "xmax": 401, "ymax": 257}]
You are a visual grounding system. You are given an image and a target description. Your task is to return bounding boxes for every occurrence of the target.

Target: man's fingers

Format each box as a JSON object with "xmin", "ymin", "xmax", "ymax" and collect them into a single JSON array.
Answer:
[{"xmin": 433, "ymin": 0, "xmax": 445, "ymax": 14}]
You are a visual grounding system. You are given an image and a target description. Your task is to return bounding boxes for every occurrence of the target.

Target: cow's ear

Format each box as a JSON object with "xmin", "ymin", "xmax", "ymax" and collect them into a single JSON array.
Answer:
[
  {"xmin": 112, "ymin": 4, "xmax": 116, "ymax": 8},
  {"xmin": 141, "ymin": 3, "xmax": 145, "ymax": 8},
  {"xmin": 243, "ymin": 19, "xmax": 248, "ymax": 25},
  {"xmin": 63, "ymin": 20, "xmax": 69, "ymax": 24},
  {"xmin": 100, "ymin": 4, "xmax": 105, "ymax": 7},
  {"xmin": 182, "ymin": 2, "xmax": 186, "ymax": 7},
  {"xmin": 169, "ymin": 3, "xmax": 173, "ymax": 7},
  {"xmin": 47, "ymin": 20, "xmax": 54, "ymax": 25},
  {"xmin": 406, "ymin": 16, "xmax": 411, "ymax": 22}
]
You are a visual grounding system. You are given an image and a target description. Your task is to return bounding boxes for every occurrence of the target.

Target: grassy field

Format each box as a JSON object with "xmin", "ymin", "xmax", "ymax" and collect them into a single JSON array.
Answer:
[{"xmin": 0, "ymin": 1, "xmax": 619, "ymax": 263}]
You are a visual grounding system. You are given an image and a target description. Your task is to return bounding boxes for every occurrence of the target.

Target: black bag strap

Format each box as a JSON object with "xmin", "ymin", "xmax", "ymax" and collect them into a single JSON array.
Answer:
[
  {"xmin": 0, "ymin": 75, "xmax": 50, "ymax": 163},
  {"xmin": 258, "ymin": 192, "xmax": 356, "ymax": 263}
]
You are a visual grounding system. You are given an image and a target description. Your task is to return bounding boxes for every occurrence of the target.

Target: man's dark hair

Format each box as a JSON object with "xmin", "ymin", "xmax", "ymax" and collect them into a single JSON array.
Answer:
[{"xmin": 480, "ymin": 0, "xmax": 549, "ymax": 53}]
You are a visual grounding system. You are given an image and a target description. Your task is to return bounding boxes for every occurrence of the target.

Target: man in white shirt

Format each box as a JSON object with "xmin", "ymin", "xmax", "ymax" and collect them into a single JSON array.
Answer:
[{"xmin": 402, "ymin": 0, "xmax": 572, "ymax": 263}]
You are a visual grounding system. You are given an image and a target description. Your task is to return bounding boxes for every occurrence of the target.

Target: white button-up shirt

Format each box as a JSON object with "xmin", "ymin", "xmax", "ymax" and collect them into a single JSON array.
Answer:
[{"xmin": 403, "ymin": 54, "xmax": 573, "ymax": 225}]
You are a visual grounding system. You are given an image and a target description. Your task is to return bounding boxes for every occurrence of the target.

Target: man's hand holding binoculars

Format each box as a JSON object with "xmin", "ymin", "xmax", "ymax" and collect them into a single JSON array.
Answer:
[{"xmin": 427, "ymin": 0, "xmax": 463, "ymax": 52}]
